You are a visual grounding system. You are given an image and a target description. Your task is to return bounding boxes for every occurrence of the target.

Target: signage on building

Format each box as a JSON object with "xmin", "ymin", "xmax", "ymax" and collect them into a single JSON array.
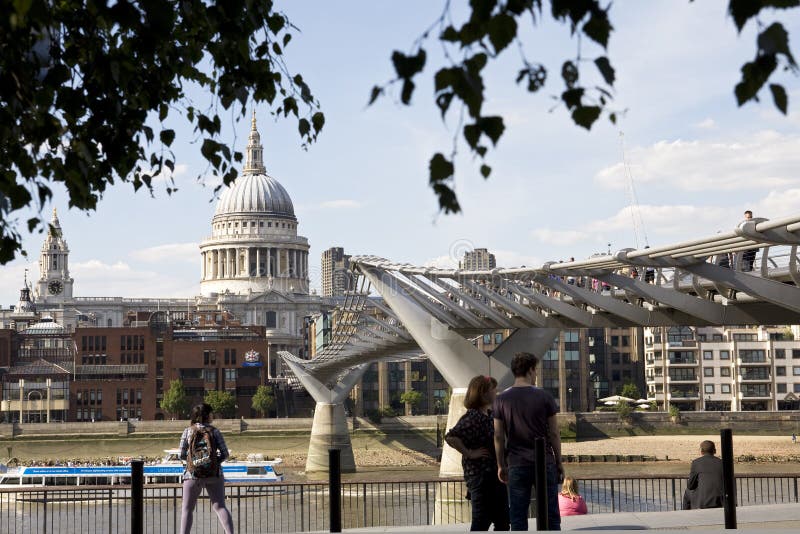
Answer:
[{"xmin": 243, "ymin": 349, "xmax": 262, "ymax": 367}]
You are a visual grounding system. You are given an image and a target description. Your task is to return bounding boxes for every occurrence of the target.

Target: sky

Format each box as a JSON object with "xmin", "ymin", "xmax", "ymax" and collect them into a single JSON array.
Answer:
[{"xmin": 2, "ymin": 1, "xmax": 800, "ymax": 306}]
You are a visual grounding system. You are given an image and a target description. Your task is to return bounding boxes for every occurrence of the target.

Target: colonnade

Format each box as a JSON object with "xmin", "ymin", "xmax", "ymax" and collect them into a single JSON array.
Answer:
[{"xmin": 201, "ymin": 247, "xmax": 308, "ymax": 280}]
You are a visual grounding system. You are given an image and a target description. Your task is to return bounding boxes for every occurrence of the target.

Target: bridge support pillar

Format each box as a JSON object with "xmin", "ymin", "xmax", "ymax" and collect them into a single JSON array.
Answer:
[
  {"xmin": 279, "ymin": 355, "xmax": 368, "ymax": 473},
  {"xmin": 306, "ymin": 402, "xmax": 356, "ymax": 473}
]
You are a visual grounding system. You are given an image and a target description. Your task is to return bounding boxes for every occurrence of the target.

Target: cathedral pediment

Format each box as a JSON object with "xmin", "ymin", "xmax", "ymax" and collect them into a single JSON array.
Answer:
[{"xmin": 247, "ymin": 289, "xmax": 297, "ymax": 304}]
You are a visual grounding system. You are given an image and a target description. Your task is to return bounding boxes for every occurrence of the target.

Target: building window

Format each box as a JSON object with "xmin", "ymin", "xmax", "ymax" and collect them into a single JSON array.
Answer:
[
  {"xmin": 732, "ymin": 333, "xmax": 757, "ymax": 341},
  {"xmin": 621, "ymin": 336, "xmax": 630, "ymax": 347},
  {"xmin": 720, "ymin": 367, "xmax": 731, "ymax": 377},
  {"xmin": 775, "ymin": 349, "xmax": 786, "ymax": 359},
  {"xmin": 712, "ymin": 334, "xmax": 724, "ymax": 341},
  {"xmin": 483, "ymin": 334, "xmax": 491, "ymax": 344},
  {"xmin": 795, "ymin": 384, "xmax": 800, "ymax": 393},
  {"xmin": 777, "ymin": 383, "xmax": 787, "ymax": 393},
  {"xmin": 265, "ymin": 311, "xmax": 277, "ymax": 328},
  {"xmin": 793, "ymin": 367, "xmax": 800, "ymax": 376},
  {"xmin": 225, "ymin": 369, "xmax": 236, "ymax": 382},
  {"xmin": 611, "ymin": 336, "xmax": 619, "ymax": 346},
  {"xmin": 703, "ymin": 351, "xmax": 713, "ymax": 360},
  {"xmin": 793, "ymin": 349, "xmax": 800, "ymax": 359},
  {"xmin": 494, "ymin": 332, "xmax": 503, "ymax": 344},
  {"xmin": 721, "ymin": 384, "xmax": 731, "ymax": 394},
  {"xmin": 704, "ymin": 384, "xmax": 714, "ymax": 394},
  {"xmin": 703, "ymin": 367, "xmax": 714, "ymax": 377},
  {"xmin": 777, "ymin": 366, "xmax": 786, "ymax": 376},
  {"xmin": 720, "ymin": 350, "xmax": 730, "ymax": 360}
]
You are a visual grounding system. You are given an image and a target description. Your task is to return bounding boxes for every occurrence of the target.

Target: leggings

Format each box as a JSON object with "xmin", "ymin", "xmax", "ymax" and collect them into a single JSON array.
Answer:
[{"xmin": 180, "ymin": 477, "xmax": 234, "ymax": 534}]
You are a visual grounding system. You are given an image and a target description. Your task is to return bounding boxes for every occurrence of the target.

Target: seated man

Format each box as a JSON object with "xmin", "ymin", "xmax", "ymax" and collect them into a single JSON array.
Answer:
[{"xmin": 687, "ymin": 440, "xmax": 724, "ymax": 509}]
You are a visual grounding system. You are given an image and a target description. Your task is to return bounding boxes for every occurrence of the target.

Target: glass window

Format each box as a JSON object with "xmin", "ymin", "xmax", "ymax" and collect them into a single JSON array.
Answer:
[
  {"xmin": 720, "ymin": 367, "xmax": 731, "ymax": 377},
  {"xmin": 704, "ymin": 384, "xmax": 714, "ymax": 394},
  {"xmin": 720, "ymin": 350, "xmax": 730, "ymax": 360},
  {"xmin": 494, "ymin": 333, "xmax": 503, "ymax": 344},
  {"xmin": 793, "ymin": 367, "xmax": 800, "ymax": 376},
  {"xmin": 611, "ymin": 336, "xmax": 619, "ymax": 346},
  {"xmin": 703, "ymin": 367, "xmax": 714, "ymax": 377},
  {"xmin": 622, "ymin": 336, "xmax": 630, "ymax": 347},
  {"xmin": 483, "ymin": 334, "xmax": 492, "ymax": 344},
  {"xmin": 793, "ymin": 349, "xmax": 800, "ymax": 359},
  {"xmin": 795, "ymin": 384, "xmax": 800, "ymax": 393},
  {"xmin": 703, "ymin": 350, "xmax": 713, "ymax": 360},
  {"xmin": 776, "ymin": 366, "xmax": 786, "ymax": 376},
  {"xmin": 777, "ymin": 383, "xmax": 787, "ymax": 393},
  {"xmin": 712, "ymin": 334, "xmax": 723, "ymax": 341},
  {"xmin": 564, "ymin": 331, "xmax": 579, "ymax": 342},
  {"xmin": 721, "ymin": 384, "xmax": 731, "ymax": 394},
  {"xmin": 775, "ymin": 349, "xmax": 786, "ymax": 359}
]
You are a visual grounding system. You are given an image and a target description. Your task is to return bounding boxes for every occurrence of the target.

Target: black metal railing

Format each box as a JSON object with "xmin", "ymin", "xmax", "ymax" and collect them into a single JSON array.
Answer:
[{"xmin": 1, "ymin": 475, "xmax": 797, "ymax": 533}]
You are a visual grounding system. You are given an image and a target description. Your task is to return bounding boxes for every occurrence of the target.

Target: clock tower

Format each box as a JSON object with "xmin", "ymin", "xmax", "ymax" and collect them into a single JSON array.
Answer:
[{"xmin": 36, "ymin": 208, "xmax": 74, "ymax": 302}]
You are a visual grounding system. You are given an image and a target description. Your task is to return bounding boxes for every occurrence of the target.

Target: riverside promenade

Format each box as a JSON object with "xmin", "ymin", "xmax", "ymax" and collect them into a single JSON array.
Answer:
[{"xmin": 348, "ymin": 502, "xmax": 800, "ymax": 531}]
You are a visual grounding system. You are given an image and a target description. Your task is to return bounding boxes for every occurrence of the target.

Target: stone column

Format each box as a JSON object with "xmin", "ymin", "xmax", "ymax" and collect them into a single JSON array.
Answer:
[
  {"xmin": 19, "ymin": 379, "xmax": 24, "ymax": 423},
  {"xmin": 256, "ymin": 248, "xmax": 261, "ymax": 277},
  {"xmin": 46, "ymin": 378, "xmax": 51, "ymax": 423},
  {"xmin": 245, "ymin": 248, "xmax": 251, "ymax": 277}
]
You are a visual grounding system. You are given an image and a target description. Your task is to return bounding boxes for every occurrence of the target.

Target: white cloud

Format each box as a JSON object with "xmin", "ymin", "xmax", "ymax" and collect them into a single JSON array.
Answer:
[
  {"xmin": 694, "ymin": 118, "xmax": 716, "ymax": 129},
  {"xmin": 319, "ymin": 199, "xmax": 363, "ymax": 209},
  {"xmin": 492, "ymin": 250, "xmax": 544, "ymax": 269},
  {"xmin": 531, "ymin": 228, "xmax": 591, "ymax": 246},
  {"xmin": 71, "ymin": 259, "xmax": 197, "ymax": 298},
  {"xmin": 129, "ymin": 242, "xmax": 198, "ymax": 263},
  {"xmin": 151, "ymin": 163, "xmax": 189, "ymax": 183},
  {"xmin": 594, "ymin": 131, "xmax": 800, "ymax": 191},
  {"xmin": 591, "ymin": 204, "xmax": 730, "ymax": 237},
  {"xmin": 424, "ymin": 255, "xmax": 458, "ymax": 270},
  {"xmin": 753, "ymin": 188, "xmax": 800, "ymax": 220}
]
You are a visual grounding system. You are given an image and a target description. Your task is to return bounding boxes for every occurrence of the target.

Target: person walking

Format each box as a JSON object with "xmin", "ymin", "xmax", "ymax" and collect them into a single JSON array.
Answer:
[
  {"xmin": 494, "ymin": 352, "xmax": 563, "ymax": 531},
  {"xmin": 741, "ymin": 210, "xmax": 758, "ymax": 272},
  {"xmin": 686, "ymin": 440, "xmax": 724, "ymax": 509},
  {"xmin": 445, "ymin": 375, "xmax": 510, "ymax": 531},
  {"xmin": 558, "ymin": 476, "xmax": 587, "ymax": 516},
  {"xmin": 179, "ymin": 403, "xmax": 234, "ymax": 534}
]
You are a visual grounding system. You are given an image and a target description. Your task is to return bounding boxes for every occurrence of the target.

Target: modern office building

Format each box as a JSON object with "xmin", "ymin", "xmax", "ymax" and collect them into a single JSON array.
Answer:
[
  {"xmin": 644, "ymin": 325, "xmax": 800, "ymax": 411},
  {"xmin": 321, "ymin": 247, "xmax": 353, "ymax": 297}
]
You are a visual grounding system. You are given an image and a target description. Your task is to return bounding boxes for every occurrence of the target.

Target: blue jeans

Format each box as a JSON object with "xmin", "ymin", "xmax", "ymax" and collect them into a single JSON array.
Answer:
[{"xmin": 507, "ymin": 464, "xmax": 560, "ymax": 531}]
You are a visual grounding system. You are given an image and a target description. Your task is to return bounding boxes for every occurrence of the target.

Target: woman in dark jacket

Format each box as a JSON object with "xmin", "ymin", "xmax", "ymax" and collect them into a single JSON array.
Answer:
[{"xmin": 445, "ymin": 375, "xmax": 510, "ymax": 531}]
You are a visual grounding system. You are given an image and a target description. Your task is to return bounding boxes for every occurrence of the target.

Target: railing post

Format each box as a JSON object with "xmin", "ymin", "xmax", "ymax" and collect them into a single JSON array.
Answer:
[
  {"xmin": 131, "ymin": 459, "xmax": 144, "ymax": 534},
  {"xmin": 109, "ymin": 488, "xmax": 114, "ymax": 534},
  {"xmin": 610, "ymin": 479, "xmax": 616, "ymax": 513},
  {"xmin": 42, "ymin": 491, "xmax": 47, "ymax": 534},
  {"xmin": 300, "ymin": 485, "xmax": 305, "ymax": 532},
  {"xmin": 425, "ymin": 482, "xmax": 430, "ymax": 525},
  {"xmin": 362, "ymin": 483, "xmax": 367, "ymax": 527},
  {"xmin": 534, "ymin": 437, "xmax": 548, "ymax": 531},
  {"xmin": 721, "ymin": 428, "xmax": 737, "ymax": 529},
  {"xmin": 671, "ymin": 478, "xmax": 677, "ymax": 511},
  {"xmin": 329, "ymin": 449, "xmax": 342, "ymax": 533}
]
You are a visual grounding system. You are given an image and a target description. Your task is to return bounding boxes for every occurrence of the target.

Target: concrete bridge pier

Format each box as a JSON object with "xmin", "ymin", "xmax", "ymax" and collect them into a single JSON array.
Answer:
[{"xmin": 280, "ymin": 355, "xmax": 368, "ymax": 473}]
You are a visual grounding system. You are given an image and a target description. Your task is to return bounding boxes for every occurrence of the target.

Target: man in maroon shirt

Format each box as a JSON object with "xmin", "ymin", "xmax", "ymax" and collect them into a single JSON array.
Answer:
[{"xmin": 494, "ymin": 352, "xmax": 563, "ymax": 530}]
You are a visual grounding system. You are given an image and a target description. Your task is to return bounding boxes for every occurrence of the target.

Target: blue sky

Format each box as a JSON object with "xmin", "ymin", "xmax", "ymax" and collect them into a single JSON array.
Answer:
[{"xmin": 2, "ymin": 1, "xmax": 799, "ymax": 305}]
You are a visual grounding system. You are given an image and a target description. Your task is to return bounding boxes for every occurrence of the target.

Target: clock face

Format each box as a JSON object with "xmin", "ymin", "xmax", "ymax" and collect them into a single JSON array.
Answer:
[{"xmin": 48, "ymin": 280, "xmax": 64, "ymax": 295}]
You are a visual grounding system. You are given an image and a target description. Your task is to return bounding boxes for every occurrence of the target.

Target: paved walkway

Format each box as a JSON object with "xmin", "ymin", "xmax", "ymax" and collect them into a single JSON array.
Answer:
[{"xmin": 344, "ymin": 503, "xmax": 800, "ymax": 531}]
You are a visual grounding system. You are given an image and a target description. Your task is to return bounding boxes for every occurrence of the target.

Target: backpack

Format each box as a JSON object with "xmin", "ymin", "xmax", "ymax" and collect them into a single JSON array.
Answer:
[{"xmin": 187, "ymin": 425, "xmax": 220, "ymax": 478}]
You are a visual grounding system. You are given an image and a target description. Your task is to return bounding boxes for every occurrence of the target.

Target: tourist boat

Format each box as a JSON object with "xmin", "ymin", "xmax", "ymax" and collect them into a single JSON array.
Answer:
[{"xmin": 0, "ymin": 450, "xmax": 284, "ymax": 487}]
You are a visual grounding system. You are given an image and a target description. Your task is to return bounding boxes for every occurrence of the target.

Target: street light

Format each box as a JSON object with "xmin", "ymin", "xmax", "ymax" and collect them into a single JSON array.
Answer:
[
  {"xmin": 568, "ymin": 387, "xmax": 573, "ymax": 412},
  {"xmin": 705, "ymin": 395, "xmax": 711, "ymax": 411}
]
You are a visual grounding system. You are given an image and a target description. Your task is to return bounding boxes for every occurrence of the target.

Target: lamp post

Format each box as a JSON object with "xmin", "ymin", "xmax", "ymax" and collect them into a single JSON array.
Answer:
[
  {"xmin": 706, "ymin": 395, "xmax": 711, "ymax": 411},
  {"xmin": 568, "ymin": 387, "xmax": 573, "ymax": 412}
]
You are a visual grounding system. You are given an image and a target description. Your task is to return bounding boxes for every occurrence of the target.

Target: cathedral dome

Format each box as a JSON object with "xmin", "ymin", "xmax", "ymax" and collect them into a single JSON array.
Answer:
[{"xmin": 214, "ymin": 173, "xmax": 295, "ymax": 219}]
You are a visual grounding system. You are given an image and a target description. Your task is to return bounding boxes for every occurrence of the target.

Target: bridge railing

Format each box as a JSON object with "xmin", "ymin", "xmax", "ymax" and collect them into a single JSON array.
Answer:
[{"xmin": 2, "ymin": 474, "xmax": 798, "ymax": 533}]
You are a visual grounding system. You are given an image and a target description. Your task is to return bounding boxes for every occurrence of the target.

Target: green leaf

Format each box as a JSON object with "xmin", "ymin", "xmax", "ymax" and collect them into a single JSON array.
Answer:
[
  {"xmin": 464, "ymin": 123, "xmax": 480, "ymax": 149},
  {"xmin": 735, "ymin": 55, "xmax": 778, "ymax": 105},
  {"xmin": 571, "ymin": 105, "xmax": 602, "ymax": 130},
  {"xmin": 480, "ymin": 164, "xmax": 491, "ymax": 178},
  {"xmin": 769, "ymin": 83, "xmax": 788, "ymax": 114},
  {"xmin": 441, "ymin": 25, "xmax": 459, "ymax": 42},
  {"xmin": 400, "ymin": 79, "xmax": 415, "ymax": 105},
  {"xmin": 487, "ymin": 13, "xmax": 517, "ymax": 53},
  {"xmin": 594, "ymin": 56, "xmax": 615, "ymax": 86},
  {"xmin": 582, "ymin": 9, "xmax": 612, "ymax": 48},
  {"xmin": 561, "ymin": 88, "xmax": 585, "ymax": 109},
  {"xmin": 432, "ymin": 183, "xmax": 461, "ymax": 214},
  {"xmin": 311, "ymin": 112, "xmax": 325, "ymax": 132},
  {"xmin": 159, "ymin": 129, "xmax": 175, "ymax": 146},
  {"xmin": 298, "ymin": 118, "xmax": 310, "ymax": 136},
  {"xmin": 283, "ymin": 33, "xmax": 292, "ymax": 47},
  {"xmin": 516, "ymin": 63, "xmax": 547, "ymax": 92},
  {"xmin": 479, "ymin": 116, "xmax": 505, "ymax": 146},
  {"xmin": 429, "ymin": 153, "xmax": 454, "ymax": 184},
  {"xmin": 391, "ymin": 49, "xmax": 427, "ymax": 79},
  {"xmin": 368, "ymin": 85, "xmax": 383, "ymax": 105},
  {"xmin": 757, "ymin": 22, "xmax": 797, "ymax": 67},
  {"xmin": 728, "ymin": 0, "xmax": 798, "ymax": 33}
]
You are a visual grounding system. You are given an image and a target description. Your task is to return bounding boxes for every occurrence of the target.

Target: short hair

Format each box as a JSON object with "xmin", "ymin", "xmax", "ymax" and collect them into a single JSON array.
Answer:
[
  {"xmin": 700, "ymin": 440, "xmax": 716, "ymax": 455},
  {"xmin": 464, "ymin": 375, "xmax": 498, "ymax": 409},
  {"xmin": 190, "ymin": 403, "xmax": 213, "ymax": 425},
  {"xmin": 510, "ymin": 352, "xmax": 539, "ymax": 377},
  {"xmin": 744, "ymin": 210, "xmax": 753, "ymax": 217}
]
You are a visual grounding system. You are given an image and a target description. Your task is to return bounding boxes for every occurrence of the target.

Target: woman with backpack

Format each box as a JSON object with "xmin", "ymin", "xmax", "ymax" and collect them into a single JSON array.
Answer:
[{"xmin": 178, "ymin": 403, "xmax": 234, "ymax": 534}]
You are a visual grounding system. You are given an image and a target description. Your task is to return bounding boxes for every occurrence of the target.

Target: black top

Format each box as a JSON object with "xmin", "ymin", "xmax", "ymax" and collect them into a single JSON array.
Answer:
[
  {"xmin": 493, "ymin": 385, "xmax": 558, "ymax": 467},
  {"xmin": 445, "ymin": 408, "xmax": 496, "ymax": 482}
]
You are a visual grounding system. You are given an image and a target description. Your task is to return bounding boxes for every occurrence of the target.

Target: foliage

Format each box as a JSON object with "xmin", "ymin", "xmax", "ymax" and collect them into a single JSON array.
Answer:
[
  {"xmin": 400, "ymin": 390, "xmax": 424, "ymax": 414},
  {"xmin": 251, "ymin": 385, "xmax": 275, "ymax": 417},
  {"xmin": 370, "ymin": 0, "xmax": 799, "ymax": 214},
  {"xmin": 365, "ymin": 405, "xmax": 397, "ymax": 424},
  {"xmin": 668, "ymin": 404, "xmax": 681, "ymax": 418},
  {"xmin": 160, "ymin": 379, "xmax": 189, "ymax": 418},
  {"xmin": 614, "ymin": 399, "xmax": 633, "ymax": 421},
  {"xmin": 204, "ymin": 389, "xmax": 236, "ymax": 418},
  {"xmin": 617, "ymin": 382, "xmax": 640, "ymax": 400},
  {"xmin": 0, "ymin": 0, "xmax": 323, "ymax": 262}
]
